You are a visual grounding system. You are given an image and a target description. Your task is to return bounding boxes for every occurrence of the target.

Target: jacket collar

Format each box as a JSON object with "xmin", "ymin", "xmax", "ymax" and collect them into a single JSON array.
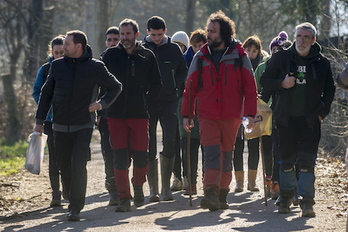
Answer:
[{"xmin": 64, "ymin": 44, "xmax": 92, "ymax": 63}]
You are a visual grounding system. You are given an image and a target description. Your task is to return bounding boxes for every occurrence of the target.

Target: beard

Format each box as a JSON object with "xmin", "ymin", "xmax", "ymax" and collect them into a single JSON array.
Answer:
[
  {"xmin": 207, "ymin": 38, "xmax": 224, "ymax": 49},
  {"xmin": 121, "ymin": 39, "xmax": 135, "ymax": 49}
]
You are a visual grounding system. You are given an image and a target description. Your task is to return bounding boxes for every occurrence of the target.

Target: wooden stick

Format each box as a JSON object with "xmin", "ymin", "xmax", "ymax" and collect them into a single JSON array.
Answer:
[
  {"xmin": 260, "ymin": 136, "xmax": 268, "ymax": 206},
  {"xmin": 187, "ymin": 80, "xmax": 193, "ymax": 206}
]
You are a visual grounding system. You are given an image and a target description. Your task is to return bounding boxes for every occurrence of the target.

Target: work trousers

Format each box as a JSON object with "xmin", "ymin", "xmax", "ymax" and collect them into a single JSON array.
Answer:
[
  {"xmin": 277, "ymin": 116, "xmax": 320, "ymax": 200},
  {"xmin": 199, "ymin": 118, "xmax": 240, "ymax": 190},
  {"xmin": 108, "ymin": 118, "xmax": 149, "ymax": 199},
  {"xmin": 54, "ymin": 128, "xmax": 93, "ymax": 212},
  {"xmin": 98, "ymin": 116, "xmax": 117, "ymax": 194},
  {"xmin": 148, "ymin": 100, "xmax": 178, "ymax": 160}
]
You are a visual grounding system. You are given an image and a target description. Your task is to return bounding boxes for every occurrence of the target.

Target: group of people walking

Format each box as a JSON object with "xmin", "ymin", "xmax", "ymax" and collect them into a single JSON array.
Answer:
[{"xmin": 33, "ymin": 10, "xmax": 336, "ymax": 222}]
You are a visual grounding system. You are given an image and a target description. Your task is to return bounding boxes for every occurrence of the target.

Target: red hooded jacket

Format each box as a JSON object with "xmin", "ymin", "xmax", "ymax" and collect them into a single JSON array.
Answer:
[{"xmin": 182, "ymin": 40, "xmax": 257, "ymax": 120}]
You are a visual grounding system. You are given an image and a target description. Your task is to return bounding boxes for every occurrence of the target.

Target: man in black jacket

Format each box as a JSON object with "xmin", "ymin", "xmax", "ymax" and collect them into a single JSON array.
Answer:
[
  {"xmin": 260, "ymin": 22, "xmax": 335, "ymax": 217},
  {"xmin": 98, "ymin": 26, "xmax": 120, "ymax": 207},
  {"xmin": 34, "ymin": 30, "xmax": 122, "ymax": 221},
  {"xmin": 143, "ymin": 16, "xmax": 188, "ymax": 201},
  {"xmin": 102, "ymin": 18, "xmax": 162, "ymax": 212}
]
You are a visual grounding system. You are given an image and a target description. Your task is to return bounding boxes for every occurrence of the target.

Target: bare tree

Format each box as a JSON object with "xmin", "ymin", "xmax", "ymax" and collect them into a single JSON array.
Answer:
[
  {"xmin": 185, "ymin": 0, "xmax": 197, "ymax": 33},
  {"xmin": 96, "ymin": 0, "xmax": 109, "ymax": 56},
  {"xmin": 0, "ymin": 0, "xmax": 29, "ymax": 143}
]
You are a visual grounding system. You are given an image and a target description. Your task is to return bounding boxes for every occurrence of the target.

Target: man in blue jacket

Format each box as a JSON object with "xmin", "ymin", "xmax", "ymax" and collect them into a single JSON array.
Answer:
[
  {"xmin": 260, "ymin": 22, "xmax": 335, "ymax": 217},
  {"xmin": 34, "ymin": 30, "xmax": 122, "ymax": 221}
]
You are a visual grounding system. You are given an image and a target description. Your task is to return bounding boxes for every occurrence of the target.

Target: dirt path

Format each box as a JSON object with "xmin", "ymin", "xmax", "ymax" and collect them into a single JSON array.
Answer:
[{"xmin": 0, "ymin": 130, "xmax": 347, "ymax": 231}]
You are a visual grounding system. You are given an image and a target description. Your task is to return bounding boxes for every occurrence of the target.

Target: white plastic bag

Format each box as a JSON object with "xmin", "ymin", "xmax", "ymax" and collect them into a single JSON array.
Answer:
[{"xmin": 25, "ymin": 132, "xmax": 48, "ymax": 175}]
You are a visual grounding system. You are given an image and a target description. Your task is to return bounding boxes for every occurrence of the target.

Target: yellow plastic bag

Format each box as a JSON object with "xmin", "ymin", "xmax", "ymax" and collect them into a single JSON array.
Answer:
[{"xmin": 245, "ymin": 99, "xmax": 272, "ymax": 140}]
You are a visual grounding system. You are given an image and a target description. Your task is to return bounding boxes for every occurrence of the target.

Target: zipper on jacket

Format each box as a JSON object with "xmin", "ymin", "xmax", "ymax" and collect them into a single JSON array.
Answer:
[
  {"xmin": 124, "ymin": 56, "xmax": 130, "ymax": 118},
  {"xmin": 224, "ymin": 64, "xmax": 228, "ymax": 85},
  {"xmin": 311, "ymin": 65, "xmax": 316, "ymax": 80},
  {"xmin": 131, "ymin": 60, "xmax": 135, "ymax": 77},
  {"xmin": 67, "ymin": 59, "xmax": 77, "ymax": 131},
  {"xmin": 210, "ymin": 66, "xmax": 214, "ymax": 86}
]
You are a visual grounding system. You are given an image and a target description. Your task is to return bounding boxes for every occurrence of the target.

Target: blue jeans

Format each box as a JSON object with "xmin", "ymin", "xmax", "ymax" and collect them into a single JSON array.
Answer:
[{"xmin": 277, "ymin": 116, "xmax": 320, "ymax": 200}]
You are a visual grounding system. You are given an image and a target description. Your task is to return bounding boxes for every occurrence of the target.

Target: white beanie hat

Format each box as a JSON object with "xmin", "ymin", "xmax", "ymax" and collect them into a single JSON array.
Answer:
[{"xmin": 171, "ymin": 31, "xmax": 189, "ymax": 50}]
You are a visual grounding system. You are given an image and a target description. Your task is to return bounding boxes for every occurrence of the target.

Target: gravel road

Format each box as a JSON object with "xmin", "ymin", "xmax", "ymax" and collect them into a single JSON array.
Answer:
[{"xmin": 0, "ymin": 129, "xmax": 346, "ymax": 232}]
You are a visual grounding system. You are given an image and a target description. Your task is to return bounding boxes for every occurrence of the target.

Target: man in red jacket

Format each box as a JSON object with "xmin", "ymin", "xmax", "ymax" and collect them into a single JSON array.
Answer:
[{"xmin": 182, "ymin": 11, "xmax": 257, "ymax": 211}]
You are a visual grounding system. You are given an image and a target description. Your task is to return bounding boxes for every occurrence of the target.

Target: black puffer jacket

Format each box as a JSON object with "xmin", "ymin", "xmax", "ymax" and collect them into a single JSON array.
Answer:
[
  {"xmin": 260, "ymin": 42, "xmax": 335, "ymax": 127},
  {"xmin": 36, "ymin": 45, "xmax": 122, "ymax": 126},
  {"xmin": 102, "ymin": 41, "xmax": 162, "ymax": 118},
  {"xmin": 143, "ymin": 36, "xmax": 187, "ymax": 102}
]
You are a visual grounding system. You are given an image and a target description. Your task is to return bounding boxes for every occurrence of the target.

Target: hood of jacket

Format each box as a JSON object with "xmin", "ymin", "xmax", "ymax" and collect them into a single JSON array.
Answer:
[
  {"xmin": 144, "ymin": 35, "xmax": 170, "ymax": 47},
  {"xmin": 197, "ymin": 39, "xmax": 246, "ymax": 61},
  {"xmin": 64, "ymin": 44, "xmax": 93, "ymax": 63},
  {"xmin": 116, "ymin": 41, "xmax": 147, "ymax": 55}
]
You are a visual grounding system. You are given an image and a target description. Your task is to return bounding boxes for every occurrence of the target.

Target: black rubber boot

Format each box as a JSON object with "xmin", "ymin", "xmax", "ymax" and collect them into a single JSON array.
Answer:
[
  {"xmin": 160, "ymin": 155, "xmax": 174, "ymax": 201},
  {"xmin": 108, "ymin": 191, "xmax": 119, "ymax": 206},
  {"xmin": 147, "ymin": 160, "xmax": 160, "ymax": 202}
]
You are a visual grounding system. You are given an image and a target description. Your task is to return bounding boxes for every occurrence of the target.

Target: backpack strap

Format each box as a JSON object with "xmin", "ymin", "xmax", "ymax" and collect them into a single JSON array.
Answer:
[
  {"xmin": 231, "ymin": 41, "xmax": 244, "ymax": 71},
  {"xmin": 233, "ymin": 54, "xmax": 243, "ymax": 71},
  {"xmin": 197, "ymin": 57, "xmax": 204, "ymax": 90}
]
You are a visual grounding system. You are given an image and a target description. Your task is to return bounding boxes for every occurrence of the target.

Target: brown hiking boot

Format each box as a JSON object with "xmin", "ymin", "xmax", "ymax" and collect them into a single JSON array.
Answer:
[
  {"xmin": 115, "ymin": 198, "xmax": 131, "ymax": 212},
  {"xmin": 200, "ymin": 186, "xmax": 220, "ymax": 211},
  {"xmin": 133, "ymin": 185, "xmax": 144, "ymax": 207},
  {"xmin": 219, "ymin": 189, "xmax": 229, "ymax": 210},
  {"xmin": 300, "ymin": 199, "xmax": 316, "ymax": 217},
  {"xmin": 270, "ymin": 181, "xmax": 280, "ymax": 200},
  {"xmin": 278, "ymin": 197, "xmax": 292, "ymax": 214}
]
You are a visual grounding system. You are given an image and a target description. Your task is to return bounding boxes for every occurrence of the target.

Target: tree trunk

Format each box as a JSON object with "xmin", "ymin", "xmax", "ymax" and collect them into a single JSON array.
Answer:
[
  {"xmin": 96, "ymin": 0, "xmax": 109, "ymax": 57},
  {"xmin": 2, "ymin": 72, "xmax": 21, "ymax": 144},
  {"xmin": 319, "ymin": 0, "xmax": 331, "ymax": 41},
  {"xmin": 27, "ymin": 0, "xmax": 45, "ymax": 83},
  {"xmin": 185, "ymin": 0, "xmax": 197, "ymax": 34}
]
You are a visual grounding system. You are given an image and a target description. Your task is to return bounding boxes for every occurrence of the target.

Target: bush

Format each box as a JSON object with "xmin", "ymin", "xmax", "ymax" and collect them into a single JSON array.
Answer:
[{"xmin": 0, "ymin": 141, "xmax": 28, "ymax": 176}]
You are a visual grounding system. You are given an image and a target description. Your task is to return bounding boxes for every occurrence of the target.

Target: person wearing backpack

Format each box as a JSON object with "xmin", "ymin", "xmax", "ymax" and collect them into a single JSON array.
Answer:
[
  {"xmin": 32, "ymin": 35, "xmax": 65, "ymax": 207},
  {"xmin": 260, "ymin": 22, "xmax": 335, "ymax": 217},
  {"xmin": 182, "ymin": 11, "xmax": 257, "ymax": 211}
]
